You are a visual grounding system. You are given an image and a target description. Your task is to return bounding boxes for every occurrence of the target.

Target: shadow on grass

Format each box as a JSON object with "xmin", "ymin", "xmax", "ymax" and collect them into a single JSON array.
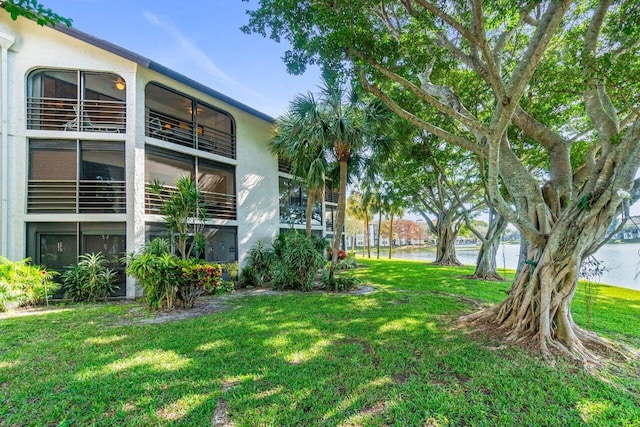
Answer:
[{"xmin": 1, "ymin": 261, "xmax": 639, "ymax": 425}]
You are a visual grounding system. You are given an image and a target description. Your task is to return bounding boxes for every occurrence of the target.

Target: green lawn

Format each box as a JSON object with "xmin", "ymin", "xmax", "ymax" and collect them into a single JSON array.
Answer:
[{"xmin": 1, "ymin": 259, "xmax": 638, "ymax": 426}]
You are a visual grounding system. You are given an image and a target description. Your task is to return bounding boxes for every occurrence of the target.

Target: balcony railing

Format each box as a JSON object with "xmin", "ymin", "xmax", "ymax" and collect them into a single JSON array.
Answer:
[
  {"xmin": 325, "ymin": 189, "xmax": 339, "ymax": 204},
  {"xmin": 27, "ymin": 97, "xmax": 126, "ymax": 133},
  {"xmin": 146, "ymin": 110, "xmax": 236, "ymax": 159},
  {"xmin": 325, "ymin": 221, "xmax": 335, "ymax": 233},
  {"xmin": 279, "ymin": 205, "xmax": 322, "ymax": 226},
  {"xmin": 145, "ymin": 183, "xmax": 236, "ymax": 220},
  {"xmin": 27, "ymin": 180, "xmax": 126, "ymax": 213},
  {"xmin": 278, "ymin": 159, "xmax": 292, "ymax": 174}
]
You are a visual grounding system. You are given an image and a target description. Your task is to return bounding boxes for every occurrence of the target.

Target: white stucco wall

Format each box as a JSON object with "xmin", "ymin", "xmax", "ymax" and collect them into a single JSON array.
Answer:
[{"xmin": 0, "ymin": 14, "xmax": 279, "ymax": 296}]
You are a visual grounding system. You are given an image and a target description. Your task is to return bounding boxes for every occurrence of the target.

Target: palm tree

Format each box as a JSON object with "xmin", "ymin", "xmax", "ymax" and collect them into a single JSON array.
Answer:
[
  {"xmin": 274, "ymin": 75, "xmax": 389, "ymax": 279},
  {"xmin": 383, "ymin": 192, "xmax": 405, "ymax": 260},
  {"xmin": 362, "ymin": 183, "xmax": 383, "ymax": 259},
  {"xmin": 271, "ymin": 104, "xmax": 328, "ymax": 236},
  {"xmin": 347, "ymin": 191, "xmax": 372, "ymax": 257}
]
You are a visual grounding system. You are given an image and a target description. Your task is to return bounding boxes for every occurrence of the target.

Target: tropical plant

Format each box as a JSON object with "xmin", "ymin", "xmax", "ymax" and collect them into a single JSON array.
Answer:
[
  {"xmin": 61, "ymin": 252, "xmax": 118, "ymax": 302},
  {"xmin": 247, "ymin": 240, "xmax": 276, "ymax": 285},
  {"xmin": 0, "ymin": 256, "xmax": 58, "ymax": 311},
  {"xmin": 238, "ymin": 265, "xmax": 260, "ymax": 288},
  {"xmin": 124, "ymin": 240, "xmax": 181, "ymax": 310},
  {"xmin": 347, "ymin": 192, "xmax": 372, "ymax": 257},
  {"xmin": 272, "ymin": 107, "xmax": 329, "ymax": 236},
  {"xmin": 322, "ymin": 270, "xmax": 360, "ymax": 292},
  {"xmin": 271, "ymin": 232, "xmax": 325, "ymax": 291},
  {"xmin": 178, "ymin": 260, "xmax": 225, "ymax": 308},
  {"xmin": 222, "ymin": 261, "xmax": 239, "ymax": 282},
  {"xmin": 149, "ymin": 175, "xmax": 207, "ymax": 260}
]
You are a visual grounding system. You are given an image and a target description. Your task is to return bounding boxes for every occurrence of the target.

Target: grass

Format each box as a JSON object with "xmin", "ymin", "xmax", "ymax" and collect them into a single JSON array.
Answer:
[{"xmin": 0, "ymin": 258, "xmax": 638, "ymax": 426}]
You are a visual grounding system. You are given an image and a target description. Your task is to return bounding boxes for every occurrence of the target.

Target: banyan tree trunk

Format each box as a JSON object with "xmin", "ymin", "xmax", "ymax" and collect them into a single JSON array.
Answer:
[
  {"xmin": 473, "ymin": 214, "xmax": 507, "ymax": 280},
  {"xmin": 463, "ymin": 204, "xmax": 629, "ymax": 362},
  {"xmin": 473, "ymin": 238, "xmax": 504, "ymax": 280},
  {"xmin": 433, "ymin": 224, "xmax": 461, "ymax": 265}
]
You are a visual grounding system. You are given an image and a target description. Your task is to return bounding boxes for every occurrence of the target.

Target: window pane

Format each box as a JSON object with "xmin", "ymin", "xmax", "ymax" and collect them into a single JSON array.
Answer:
[
  {"xmin": 81, "ymin": 223, "xmax": 126, "ymax": 297},
  {"xmin": 198, "ymin": 161, "xmax": 234, "ymax": 195},
  {"xmin": 84, "ymin": 72, "xmax": 126, "ymax": 102},
  {"xmin": 202, "ymin": 227, "xmax": 237, "ymax": 263},
  {"xmin": 81, "ymin": 142, "xmax": 125, "ymax": 181},
  {"xmin": 145, "ymin": 149, "xmax": 193, "ymax": 186},
  {"xmin": 196, "ymin": 103, "xmax": 233, "ymax": 135},
  {"xmin": 145, "ymin": 84, "xmax": 192, "ymax": 124},
  {"xmin": 29, "ymin": 140, "xmax": 77, "ymax": 180},
  {"xmin": 29, "ymin": 70, "xmax": 77, "ymax": 99}
]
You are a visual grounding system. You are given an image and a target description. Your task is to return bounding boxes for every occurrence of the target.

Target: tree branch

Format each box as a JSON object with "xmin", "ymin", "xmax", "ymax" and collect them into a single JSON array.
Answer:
[{"xmin": 357, "ymin": 70, "xmax": 486, "ymax": 156}]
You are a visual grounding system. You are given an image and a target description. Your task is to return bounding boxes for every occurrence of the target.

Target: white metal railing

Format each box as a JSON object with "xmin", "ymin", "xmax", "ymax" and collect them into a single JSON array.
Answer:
[
  {"xmin": 145, "ymin": 183, "xmax": 236, "ymax": 220},
  {"xmin": 27, "ymin": 97, "xmax": 126, "ymax": 133},
  {"xmin": 146, "ymin": 109, "xmax": 235, "ymax": 159},
  {"xmin": 27, "ymin": 180, "xmax": 126, "ymax": 213}
]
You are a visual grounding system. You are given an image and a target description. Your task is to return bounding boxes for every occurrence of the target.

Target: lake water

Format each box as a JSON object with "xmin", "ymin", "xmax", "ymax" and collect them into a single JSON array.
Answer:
[{"xmin": 386, "ymin": 243, "xmax": 640, "ymax": 291}]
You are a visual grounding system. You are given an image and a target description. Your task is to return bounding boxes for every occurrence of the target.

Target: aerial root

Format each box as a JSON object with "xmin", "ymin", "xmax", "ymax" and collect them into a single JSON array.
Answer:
[{"xmin": 574, "ymin": 326, "xmax": 638, "ymax": 361}]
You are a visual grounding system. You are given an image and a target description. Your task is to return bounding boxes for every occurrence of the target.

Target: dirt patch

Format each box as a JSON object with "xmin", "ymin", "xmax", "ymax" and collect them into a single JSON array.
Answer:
[
  {"xmin": 126, "ymin": 285, "xmax": 376, "ymax": 325},
  {"xmin": 346, "ymin": 285, "xmax": 375, "ymax": 295},
  {"xmin": 2, "ymin": 285, "xmax": 375, "ymax": 325},
  {"xmin": 211, "ymin": 399, "xmax": 234, "ymax": 427},
  {"xmin": 430, "ymin": 291, "xmax": 489, "ymax": 309}
]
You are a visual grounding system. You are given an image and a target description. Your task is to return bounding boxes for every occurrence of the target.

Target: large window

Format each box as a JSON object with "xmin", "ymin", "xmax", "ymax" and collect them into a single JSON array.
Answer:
[
  {"xmin": 145, "ymin": 147, "xmax": 236, "ymax": 220},
  {"xmin": 145, "ymin": 223, "xmax": 237, "ymax": 263},
  {"xmin": 27, "ymin": 69, "xmax": 126, "ymax": 133},
  {"xmin": 28, "ymin": 140, "xmax": 126, "ymax": 213},
  {"xmin": 26, "ymin": 222, "xmax": 127, "ymax": 298},
  {"xmin": 145, "ymin": 83, "xmax": 235, "ymax": 158},
  {"xmin": 279, "ymin": 177, "xmax": 322, "ymax": 226}
]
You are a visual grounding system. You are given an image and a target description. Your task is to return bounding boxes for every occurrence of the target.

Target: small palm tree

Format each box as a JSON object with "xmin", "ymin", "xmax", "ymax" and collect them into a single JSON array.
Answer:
[{"xmin": 149, "ymin": 175, "xmax": 207, "ymax": 259}]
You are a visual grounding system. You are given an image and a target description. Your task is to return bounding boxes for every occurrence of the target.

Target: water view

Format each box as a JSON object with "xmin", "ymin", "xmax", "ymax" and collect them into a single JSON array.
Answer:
[{"xmin": 385, "ymin": 242, "xmax": 640, "ymax": 291}]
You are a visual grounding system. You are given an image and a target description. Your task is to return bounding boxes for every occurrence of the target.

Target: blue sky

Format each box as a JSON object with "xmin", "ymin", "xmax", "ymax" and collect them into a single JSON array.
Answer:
[{"xmin": 42, "ymin": 0, "xmax": 320, "ymax": 118}]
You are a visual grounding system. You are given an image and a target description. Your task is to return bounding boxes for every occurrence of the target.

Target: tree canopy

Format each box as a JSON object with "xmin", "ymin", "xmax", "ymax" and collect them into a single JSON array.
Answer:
[
  {"xmin": 244, "ymin": 0, "xmax": 640, "ymax": 362},
  {"xmin": 1, "ymin": 0, "xmax": 71, "ymax": 27}
]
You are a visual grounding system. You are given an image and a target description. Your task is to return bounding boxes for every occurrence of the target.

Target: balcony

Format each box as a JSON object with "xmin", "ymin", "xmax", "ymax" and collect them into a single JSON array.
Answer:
[
  {"xmin": 146, "ymin": 110, "xmax": 236, "ymax": 159},
  {"xmin": 278, "ymin": 159, "xmax": 292, "ymax": 174},
  {"xmin": 145, "ymin": 183, "xmax": 237, "ymax": 220},
  {"xmin": 27, "ymin": 180, "xmax": 126, "ymax": 213},
  {"xmin": 27, "ymin": 97, "xmax": 126, "ymax": 133},
  {"xmin": 325, "ymin": 189, "xmax": 339, "ymax": 204}
]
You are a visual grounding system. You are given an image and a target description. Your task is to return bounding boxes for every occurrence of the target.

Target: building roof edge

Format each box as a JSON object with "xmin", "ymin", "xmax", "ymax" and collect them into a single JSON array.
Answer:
[{"xmin": 53, "ymin": 24, "xmax": 275, "ymax": 124}]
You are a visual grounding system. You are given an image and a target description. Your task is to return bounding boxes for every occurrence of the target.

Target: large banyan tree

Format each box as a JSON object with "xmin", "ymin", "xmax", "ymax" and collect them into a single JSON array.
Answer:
[{"xmin": 244, "ymin": 0, "xmax": 640, "ymax": 362}]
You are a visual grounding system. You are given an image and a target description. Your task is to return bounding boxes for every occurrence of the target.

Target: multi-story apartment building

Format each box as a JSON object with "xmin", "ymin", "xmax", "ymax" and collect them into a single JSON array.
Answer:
[{"xmin": 0, "ymin": 15, "xmax": 337, "ymax": 298}]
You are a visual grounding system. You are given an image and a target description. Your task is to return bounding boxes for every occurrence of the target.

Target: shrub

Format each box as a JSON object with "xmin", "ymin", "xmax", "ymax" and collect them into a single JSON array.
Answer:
[
  {"xmin": 179, "ymin": 260, "xmax": 229, "ymax": 308},
  {"xmin": 239, "ymin": 265, "xmax": 260, "ymax": 288},
  {"xmin": 124, "ymin": 240, "xmax": 181, "ymax": 310},
  {"xmin": 247, "ymin": 240, "xmax": 276, "ymax": 284},
  {"xmin": 222, "ymin": 261, "xmax": 239, "ymax": 281},
  {"xmin": 310, "ymin": 234, "xmax": 330, "ymax": 254},
  {"xmin": 322, "ymin": 272, "xmax": 361, "ymax": 292},
  {"xmin": 0, "ymin": 256, "xmax": 58, "ymax": 311},
  {"xmin": 125, "ymin": 239, "xmax": 234, "ymax": 310},
  {"xmin": 336, "ymin": 252, "xmax": 358, "ymax": 270},
  {"xmin": 327, "ymin": 249, "xmax": 347, "ymax": 262},
  {"xmin": 61, "ymin": 252, "xmax": 118, "ymax": 302},
  {"xmin": 271, "ymin": 232, "xmax": 324, "ymax": 291}
]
